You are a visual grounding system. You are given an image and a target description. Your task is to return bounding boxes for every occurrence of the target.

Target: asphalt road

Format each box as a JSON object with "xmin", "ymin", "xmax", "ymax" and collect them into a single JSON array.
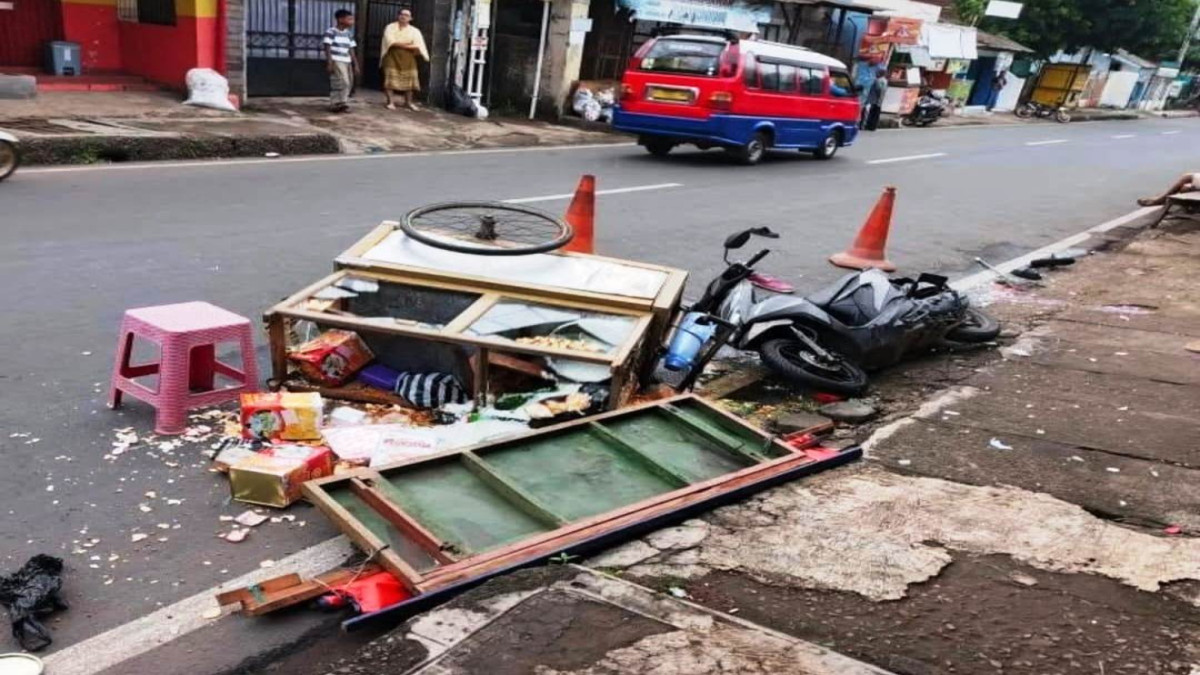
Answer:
[{"xmin": 1, "ymin": 116, "xmax": 1196, "ymax": 672}]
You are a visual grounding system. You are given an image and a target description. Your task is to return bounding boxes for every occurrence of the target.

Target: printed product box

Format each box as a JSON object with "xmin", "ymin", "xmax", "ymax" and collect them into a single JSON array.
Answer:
[
  {"xmin": 240, "ymin": 392, "xmax": 324, "ymax": 441},
  {"xmin": 288, "ymin": 330, "xmax": 374, "ymax": 386},
  {"xmin": 229, "ymin": 444, "xmax": 334, "ymax": 508}
]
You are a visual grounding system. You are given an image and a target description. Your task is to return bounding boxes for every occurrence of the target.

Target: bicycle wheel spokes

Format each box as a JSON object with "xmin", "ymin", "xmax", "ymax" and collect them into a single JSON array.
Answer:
[{"xmin": 402, "ymin": 202, "xmax": 574, "ymax": 256}]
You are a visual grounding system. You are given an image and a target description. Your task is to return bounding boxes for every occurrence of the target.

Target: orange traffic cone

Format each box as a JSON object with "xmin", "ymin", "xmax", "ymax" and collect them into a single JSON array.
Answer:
[
  {"xmin": 829, "ymin": 186, "xmax": 897, "ymax": 272},
  {"xmin": 562, "ymin": 175, "xmax": 595, "ymax": 254}
]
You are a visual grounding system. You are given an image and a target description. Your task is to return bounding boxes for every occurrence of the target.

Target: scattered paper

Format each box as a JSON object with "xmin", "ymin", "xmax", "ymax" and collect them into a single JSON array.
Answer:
[
  {"xmin": 234, "ymin": 511, "xmax": 269, "ymax": 528},
  {"xmin": 988, "ymin": 438, "xmax": 1013, "ymax": 451},
  {"xmin": 131, "ymin": 533, "xmax": 149, "ymax": 543},
  {"xmin": 224, "ymin": 529, "xmax": 250, "ymax": 543}
]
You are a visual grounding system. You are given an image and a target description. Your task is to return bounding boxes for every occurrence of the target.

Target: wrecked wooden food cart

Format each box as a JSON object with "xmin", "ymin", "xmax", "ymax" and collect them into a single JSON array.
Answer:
[
  {"xmin": 301, "ymin": 394, "xmax": 861, "ymax": 629},
  {"xmin": 264, "ymin": 222, "xmax": 687, "ymax": 409}
]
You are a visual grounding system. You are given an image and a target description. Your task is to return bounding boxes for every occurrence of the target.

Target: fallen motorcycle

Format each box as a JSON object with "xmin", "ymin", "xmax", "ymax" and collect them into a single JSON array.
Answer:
[
  {"xmin": 663, "ymin": 227, "xmax": 1000, "ymax": 396},
  {"xmin": 0, "ymin": 130, "xmax": 20, "ymax": 182}
]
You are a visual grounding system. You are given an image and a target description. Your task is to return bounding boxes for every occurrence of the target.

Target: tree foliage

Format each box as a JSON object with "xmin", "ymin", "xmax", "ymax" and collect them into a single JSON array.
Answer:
[{"xmin": 955, "ymin": 0, "xmax": 1197, "ymax": 60}]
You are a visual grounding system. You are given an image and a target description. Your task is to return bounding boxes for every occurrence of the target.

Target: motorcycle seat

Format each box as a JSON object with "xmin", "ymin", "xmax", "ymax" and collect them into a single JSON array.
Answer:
[{"xmin": 806, "ymin": 271, "xmax": 863, "ymax": 309}]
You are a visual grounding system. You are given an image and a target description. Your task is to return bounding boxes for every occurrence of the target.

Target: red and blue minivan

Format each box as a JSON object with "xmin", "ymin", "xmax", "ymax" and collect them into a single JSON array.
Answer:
[{"xmin": 613, "ymin": 33, "xmax": 861, "ymax": 164}]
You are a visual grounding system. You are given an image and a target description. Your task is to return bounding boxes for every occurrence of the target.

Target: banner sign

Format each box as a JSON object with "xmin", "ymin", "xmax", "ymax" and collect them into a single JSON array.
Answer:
[{"xmin": 618, "ymin": 0, "xmax": 771, "ymax": 33}]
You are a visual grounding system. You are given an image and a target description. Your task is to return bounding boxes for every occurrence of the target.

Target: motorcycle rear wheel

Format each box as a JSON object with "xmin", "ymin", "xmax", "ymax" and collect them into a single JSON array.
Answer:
[
  {"xmin": 759, "ymin": 338, "xmax": 868, "ymax": 397},
  {"xmin": 1014, "ymin": 104, "xmax": 1034, "ymax": 119},
  {"xmin": 900, "ymin": 115, "xmax": 916, "ymax": 127},
  {"xmin": 1054, "ymin": 109, "xmax": 1071, "ymax": 123},
  {"xmin": 945, "ymin": 307, "xmax": 1001, "ymax": 343}
]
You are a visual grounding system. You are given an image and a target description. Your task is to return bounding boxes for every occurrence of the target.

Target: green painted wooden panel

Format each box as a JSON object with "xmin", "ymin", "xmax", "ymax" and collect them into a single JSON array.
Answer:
[
  {"xmin": 381, "ymin": 460, "xmax": 552, "ymax": 554},
  {"xmin": 482, "ymin": 433, "xmax": 678, "ymax": 522},
  {"xmin": 331, "ymin": 489, "xmax": 441, "ymax": 573},
  {"xmin": 603, "ymin": 414, "xmax": 752, "ymax": 483},
  {"xmin": 669, "ymin": 401, "xmax": 786, "ymax": 458}
]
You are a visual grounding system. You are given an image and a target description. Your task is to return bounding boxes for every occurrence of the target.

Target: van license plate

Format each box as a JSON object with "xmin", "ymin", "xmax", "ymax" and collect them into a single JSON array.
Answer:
[{"xmin": 648, "ymin": 87, "xmax": 693, "ymax": 103}]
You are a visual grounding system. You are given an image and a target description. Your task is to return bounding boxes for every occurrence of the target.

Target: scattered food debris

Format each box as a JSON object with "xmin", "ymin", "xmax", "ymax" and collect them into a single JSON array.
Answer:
[{"xmin": 988, "ymin": 438, "xmax": 1013, "ymax": 451}]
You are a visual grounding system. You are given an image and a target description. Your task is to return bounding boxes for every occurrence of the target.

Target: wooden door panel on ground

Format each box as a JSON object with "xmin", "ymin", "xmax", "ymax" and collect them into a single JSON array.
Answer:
[{"xmin": 0, "ymin": 0, "xmax": 62, "ymax": 67}]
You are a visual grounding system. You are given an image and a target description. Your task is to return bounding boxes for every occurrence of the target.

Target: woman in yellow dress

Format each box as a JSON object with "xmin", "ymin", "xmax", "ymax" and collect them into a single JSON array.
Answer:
[{"xmin": 380, "ymin": 8, "xmax": 429, "ymax": 111}]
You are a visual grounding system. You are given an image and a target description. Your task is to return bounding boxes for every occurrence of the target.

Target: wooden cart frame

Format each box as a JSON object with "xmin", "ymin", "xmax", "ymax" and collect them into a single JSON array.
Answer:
[
  {"xmin": 264, "ymin": 267, "xmax": 666, "ymax": 408},
  {"xmin": 301, "ymin": 394, "xmax": 861, "ymax": 629},
  {"xmin": 333, "ymin": 221, "xmax": 689, "ymax": 347}
]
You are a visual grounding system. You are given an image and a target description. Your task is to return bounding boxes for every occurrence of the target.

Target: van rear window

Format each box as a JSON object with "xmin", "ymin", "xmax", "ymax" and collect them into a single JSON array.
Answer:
[{"xmin": 640, "ymin": 40, "xmax": 726, "ymax": 76}]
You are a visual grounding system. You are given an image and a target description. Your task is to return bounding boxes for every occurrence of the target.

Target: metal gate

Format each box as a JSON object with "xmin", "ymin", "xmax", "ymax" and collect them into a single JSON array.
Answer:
[
  {"xmin": 247, "ymin": 0, "xmax": 356, "ymax": 96},
  {"xmin": 362, "ymin": 0, "xmax": 433, "ymax": 91},
  {"xmin": 0, "ymin": 0, "xmax": 62, "ymax": 67}
]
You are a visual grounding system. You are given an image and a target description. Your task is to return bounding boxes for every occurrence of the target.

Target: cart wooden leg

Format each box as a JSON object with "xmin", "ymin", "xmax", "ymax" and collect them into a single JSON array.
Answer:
[
  {"xmin": 473, "ymin": 347, "xmax": 490, "ymax": 410},
  {"xmin": 266, "ymin": 313, "xmax": 288, "ymax": 391}
]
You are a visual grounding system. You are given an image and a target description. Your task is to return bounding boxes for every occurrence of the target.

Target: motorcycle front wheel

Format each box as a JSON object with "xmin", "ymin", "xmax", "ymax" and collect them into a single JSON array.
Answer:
[
  {"xmin": 759, "ymin": 338, "xmax": 868, "ymax": 397},
  {"xmin": 1054, "ymin": 109, "xmax": 1071, "ymax": 123},
  {"xmin": 0, "ymin": 141, "xmax": 19, "ymax": 182},
  {"xmin": 945, "ymin": 307, "xmax": 1001, "ymax": 343},
  {"xmin": 1014, "ymin": 104, "xmax": 1034, "ymax": 119}
]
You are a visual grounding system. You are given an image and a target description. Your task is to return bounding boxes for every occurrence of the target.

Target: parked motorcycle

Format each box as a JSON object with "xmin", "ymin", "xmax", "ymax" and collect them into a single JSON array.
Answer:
[
  {"xmin": 1014, "ymin": 100, "xmax": 1071, "ymax": 123},
  {"xmin": 0, "ymin": 130, "xmax": 19, "ymax": 182},
  {"xmin": 663, "ymin": 228, "xmax": 1000, "ymax": 396},
  {"xmin": 901, "ymin": 92, "xmax": 947, "ymax": 127}
]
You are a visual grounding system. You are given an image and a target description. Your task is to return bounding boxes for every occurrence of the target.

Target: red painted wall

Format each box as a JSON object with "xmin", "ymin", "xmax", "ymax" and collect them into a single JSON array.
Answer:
[
  {"xmin": 61, "ymin": 3, "xmax": 122, "ymax": 71},
  {"xmin": 119, "ymin": 17, "xmax": 217, "ymax": 86}
]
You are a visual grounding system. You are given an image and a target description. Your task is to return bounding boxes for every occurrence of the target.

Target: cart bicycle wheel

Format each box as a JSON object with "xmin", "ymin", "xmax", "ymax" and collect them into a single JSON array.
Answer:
[{"xmin": 401, "ymin": 201, "xmax": 574, "ymax": 255}]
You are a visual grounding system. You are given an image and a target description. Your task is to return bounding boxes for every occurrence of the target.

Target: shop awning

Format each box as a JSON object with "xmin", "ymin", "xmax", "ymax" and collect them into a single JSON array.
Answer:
[
  {"xmin": 975, "ymin": 29, "xmax": 1033, "ymax": 54},
  {"xmin": 616, "ymin": 0, "xmax": 773, "ymax": 33},
  {"xmin": 921, "ymin": 23, "xmax": 977, "ymax": 60}
]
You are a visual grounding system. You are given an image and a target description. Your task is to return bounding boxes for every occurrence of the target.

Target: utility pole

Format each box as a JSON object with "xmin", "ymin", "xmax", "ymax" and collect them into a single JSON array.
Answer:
[{"xmin": 1178, "ymin": 0, "xmax": 1200, "ymax": 65}]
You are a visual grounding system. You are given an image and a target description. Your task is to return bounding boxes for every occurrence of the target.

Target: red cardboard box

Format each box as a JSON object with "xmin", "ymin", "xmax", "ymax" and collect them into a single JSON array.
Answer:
[{"xmin": 289, "ymin": 330, "xmax": 374, "ymax": 386}]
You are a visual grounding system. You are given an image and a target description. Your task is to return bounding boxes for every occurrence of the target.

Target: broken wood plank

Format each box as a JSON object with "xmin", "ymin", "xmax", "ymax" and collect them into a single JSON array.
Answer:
[
  {"xmin": 216, "ymin": 565, "xmax": 384, "ymax": 616},
  {"xmin": 699, "ymin": 363, "xmax": 771, "ymax": 399}
]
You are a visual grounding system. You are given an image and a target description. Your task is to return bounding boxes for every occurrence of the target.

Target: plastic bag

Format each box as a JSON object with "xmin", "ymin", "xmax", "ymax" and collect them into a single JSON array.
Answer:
[
  {"xmin": 445, "ymin": 84, "xmax": 478, "ymax": 117},
  {"xmin": 183, "ymin": 68, "xmax": 237, "ymax": 112},
  {"xmin": 0, "ymin": 554, "xmax": 67, "ymax": 652}
]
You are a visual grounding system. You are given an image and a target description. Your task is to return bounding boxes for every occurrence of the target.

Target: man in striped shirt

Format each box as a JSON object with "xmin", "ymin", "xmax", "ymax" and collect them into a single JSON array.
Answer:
[{"xmin": 323, "ymin": 10, "xmax": 360, "ymax": 112}]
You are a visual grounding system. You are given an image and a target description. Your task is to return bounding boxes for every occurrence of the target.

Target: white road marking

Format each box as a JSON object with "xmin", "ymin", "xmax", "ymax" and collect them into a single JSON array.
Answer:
[
  {"xmin": 1024, "ymin": 139, "xmax": 1068, "ymax": 146},
  {"xmin": 1161, "ymin": 130, "xmax": 1182, "ymax": 135},
  {"xmin": 18, "ymin": 142, "xmax": 636, "ymax": 175},
  {"xmin": 1111, "ymin": 134, "xmax": 1136, "ymax": 139},
  {"xmin": 951, "ymin": 206, "xmax": 1159, "ymax": 291},
  {"xmin": 41, "ymin": 536, "xmax": 358, "ymax": 675},
  {"xmin": 504, "ymin": 183, "xmax": 682, "ymax": 203},
  {"xmin": 865, "ymin": 152, "xmax": 948, "ymax": 165}
]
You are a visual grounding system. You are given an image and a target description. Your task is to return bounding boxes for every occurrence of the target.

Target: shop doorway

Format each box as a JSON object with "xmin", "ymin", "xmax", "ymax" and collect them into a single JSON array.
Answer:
[
  {"xmin": 246, "ymin": 0, "xmax": 357, "ymax": 96},
  {"xmin": 363, "ymin": 0, "xmax": 433, "ymax": 91},
  {"xmin": 0, "ymin": 0, "xmax": 62, "ymax": 67}
]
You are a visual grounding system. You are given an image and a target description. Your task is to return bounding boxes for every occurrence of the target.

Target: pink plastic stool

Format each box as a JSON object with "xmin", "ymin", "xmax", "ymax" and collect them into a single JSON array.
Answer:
[{"xmin": 108, "ymin": 301, "xmax": 259, "ymax": 435}]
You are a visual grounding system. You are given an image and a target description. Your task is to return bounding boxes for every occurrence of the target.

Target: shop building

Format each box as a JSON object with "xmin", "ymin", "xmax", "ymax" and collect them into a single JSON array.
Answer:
[{"xmin": 0, "ymin": 0, "xmax": 223, "ymax": 89}]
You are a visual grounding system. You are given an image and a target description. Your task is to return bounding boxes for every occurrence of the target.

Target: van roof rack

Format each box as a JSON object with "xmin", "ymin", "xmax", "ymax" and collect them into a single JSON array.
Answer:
[{"xmin": 651, "ymin": 26, "xmax": 740, "ymax": 43}]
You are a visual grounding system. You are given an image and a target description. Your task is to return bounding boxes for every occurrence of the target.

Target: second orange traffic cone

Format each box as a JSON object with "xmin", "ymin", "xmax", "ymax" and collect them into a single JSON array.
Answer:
[
  {"xmin": 562, "ymin": 175, "xmax": 595, "ymax": 254},
  {"xmin": 829, "ymin": 186, "xmax": 897, "ymax": 272}
]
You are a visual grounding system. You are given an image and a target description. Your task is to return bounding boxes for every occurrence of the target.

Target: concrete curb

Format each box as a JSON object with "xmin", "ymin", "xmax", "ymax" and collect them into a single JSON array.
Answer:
[
  {"xmin": 879, "ymin": 110, "xmax": 1142, "ymax": 129},
  {"xmin": 19, "ymin": 132, "xmax": 341, "ymax": 166}
]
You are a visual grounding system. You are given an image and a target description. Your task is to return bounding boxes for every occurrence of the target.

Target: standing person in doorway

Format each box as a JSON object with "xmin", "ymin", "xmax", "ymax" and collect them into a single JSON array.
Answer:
[
  {"xmin": 863, "ymin": 67, "xmax": 888, "ymax": 131},
  {"xmin": 323, "ymin": 9, "xmax": 360, "ymax": 113},
  {"xmin": 381, "ymin": 8, "xmax": 429, "ymax": 111},
  {"xmin": 987, "ymin": 70, "xmax": 1008, "ymax": 111}
]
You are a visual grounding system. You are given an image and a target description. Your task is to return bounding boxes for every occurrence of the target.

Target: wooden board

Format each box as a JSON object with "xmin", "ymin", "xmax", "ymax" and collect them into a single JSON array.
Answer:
[
  {"xmin": 215, "ymin": 564, "xmax": 384, "ymax": 616},
  {"xmin": 303, "ymin": 394, "xmax": 860, "ymax": 611}
]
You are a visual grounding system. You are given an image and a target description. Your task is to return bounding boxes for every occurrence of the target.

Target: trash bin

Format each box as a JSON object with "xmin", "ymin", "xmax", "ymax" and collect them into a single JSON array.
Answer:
[{"xmin": 45, "ymin": 41, "xmax": 82, "ymax": 77}]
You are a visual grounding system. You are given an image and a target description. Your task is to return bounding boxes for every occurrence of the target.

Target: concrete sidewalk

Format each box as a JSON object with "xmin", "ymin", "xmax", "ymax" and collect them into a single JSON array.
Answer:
[
  {"xmin": 880, "ymin": 106, "xmax": 1149, "ymax": 129},
  {"xmin": 0, "ymin": 90, "xmax": 617, "ymax": 165}
]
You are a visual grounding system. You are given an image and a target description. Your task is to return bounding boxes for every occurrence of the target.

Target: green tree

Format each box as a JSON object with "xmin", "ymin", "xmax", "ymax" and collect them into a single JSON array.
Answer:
[{"xmin": 965, "ymin": 0, "xmax": 1197, "ymax": 60}]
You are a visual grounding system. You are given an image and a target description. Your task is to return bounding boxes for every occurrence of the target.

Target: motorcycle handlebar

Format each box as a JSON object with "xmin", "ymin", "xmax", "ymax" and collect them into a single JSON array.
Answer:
[{"xmin": 746, "ymin": 248, "xmax": 770, "ymax": 268}]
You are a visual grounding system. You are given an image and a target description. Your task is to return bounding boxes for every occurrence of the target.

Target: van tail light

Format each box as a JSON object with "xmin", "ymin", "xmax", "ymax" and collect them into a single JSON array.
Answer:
[
  {"xmin": 628, "ymin": 40, "xmax": 654, "ymax": 71},
  {"xmin": 718, "ymin": 43, "xmax": 740, "ymax": 78},
  {"xmin": 620, "ymin": 83, "xmax": 637, "ymax": 102},
  {"xmin": 707, "ymin": 91, "xmax": 734, "ymax": 110}
]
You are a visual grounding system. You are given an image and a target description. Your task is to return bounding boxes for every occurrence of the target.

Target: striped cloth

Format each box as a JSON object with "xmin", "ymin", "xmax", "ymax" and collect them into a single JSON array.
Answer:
[
  {"xmin": 395, "ymin": 372, "xmax": 469, "ymax": 409},
  {"xmin": 322, "ymin": 27, "xmax": 357, "ymax": 64}
]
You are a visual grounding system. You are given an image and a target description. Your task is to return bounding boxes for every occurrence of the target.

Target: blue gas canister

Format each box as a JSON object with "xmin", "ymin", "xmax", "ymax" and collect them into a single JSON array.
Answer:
[{"xmin": 663, "ymin": 312, "xmax": 718, "ymax": 372}]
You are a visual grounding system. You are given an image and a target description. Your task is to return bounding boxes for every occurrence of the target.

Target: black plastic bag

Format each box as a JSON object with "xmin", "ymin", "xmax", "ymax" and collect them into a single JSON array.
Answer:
[
  {"xmin": 444, "ymin": 84, "xmax": 478, "ymax": 117},
  {"xmin": 0, "ymin": 554, "xmax": 67, "ymax": 651}
]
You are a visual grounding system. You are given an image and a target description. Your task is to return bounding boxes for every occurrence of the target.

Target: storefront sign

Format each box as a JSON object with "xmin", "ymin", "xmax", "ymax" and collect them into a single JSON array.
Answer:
[
  {"xmin": 618, "ymin": 0, "xmax": 771, "ymax": 33},
  {"xmin": 984, "ymin": 0, "xmax": 1023, "ymax": 19}
]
